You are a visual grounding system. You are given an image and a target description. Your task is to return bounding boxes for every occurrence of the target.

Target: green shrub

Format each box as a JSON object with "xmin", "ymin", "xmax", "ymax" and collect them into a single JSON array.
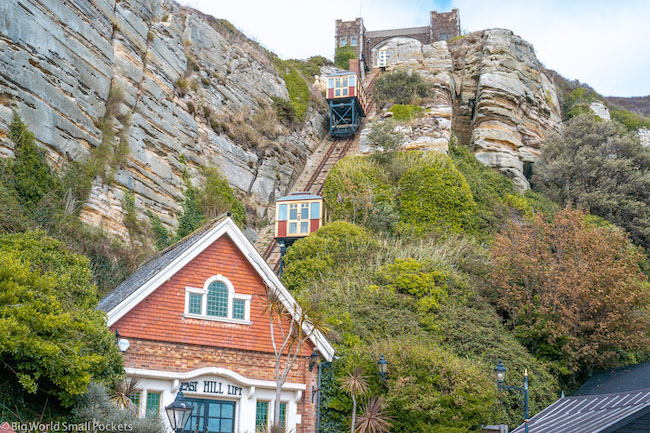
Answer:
[
  {"xmin": 271, "ymin": 96, "xmax": 297, "ymax": 124},
  {"xmin": 0, "ymin": 231, "xmax": 123, "ymax": 410},
  {"xmin": 199, "ymin": 166, "xmax": 246, "ymax": 225},
  {"xmin": 282, "ymin": 68, "xmax": 310, "ymax": 122},
  {"xmin": 366, "ymin": 121, "xmax": 403, "ymax": 160},
  {"xmin": 398, "ymin": 153, "xmax": 477, "ymax": 233},
  {"xmin": 388, "ymin": 104, "xmax": 424, "ymax": 121},
  {"xmin": 379, "ymin": 258, "xmax": 448, "ymax": 311},
  {"xmin": 334, "ymin": 45, "xmax": 357, "ymax": 70},
  {"xmin": 374, "ymin": 70, "xmax": 430, "ymax": 105},
  {"xmin": 610, "ymin": 106, "xmax": 650, "ymax": 131},
  {"xmin": 322, "ymin": 156, "xmax": 392, "ymax": 225},
  {"xmin": 7, "ymin": 114, "xmax": 58, "ymax": 208},
  {"xmin": 148, "ymin": 211, "xmax": 171, "ymax": 250}
]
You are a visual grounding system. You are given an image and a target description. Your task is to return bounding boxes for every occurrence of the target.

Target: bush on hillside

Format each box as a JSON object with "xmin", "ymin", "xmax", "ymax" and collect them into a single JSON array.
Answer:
[
  {"xmin": 388, "ymin": 104, "xmax": 424, "ymax": 121},
  {"xmin": 334, "ymin": 46, "xmax": 357, "ymax": 70},
  {"xmin": 490, "ymin": 207, "xmax": 650, "ymax": 386},
  {"xmin": 322, "ymin": 156, "xmax": 393, "ymax": 226},
  {"xmin": 366, "ymin": 121, "xmax": 404, "ymax": 160},
  {"xmin": 0, "ymin": 231, "xmax": 123, "ymax": 415},
  {"xmin": 398, "ymin": 153, "xmax": 477, "ymax": 233},
  {"xmin": 374, "ymin": 70, "xmax": 430, "ymax": 105},
  {"xmin": 533, "ymin": 114, "xmax": 650, "ymax": 250}
]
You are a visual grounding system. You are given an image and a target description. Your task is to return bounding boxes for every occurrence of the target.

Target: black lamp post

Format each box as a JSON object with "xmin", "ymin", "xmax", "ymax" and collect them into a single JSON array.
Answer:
[
  {"xmin": 494, "ymin": 359, "xmax": 529, "ymax": 433},
  {"xmin": 309, "ymin": 348, "xmax": 319, "ymax": 372},
  {"xmin": 378, "ymin": 354, "xmax": 388, "ymax": 381},
  {"xmin": 165, "ymin": 391, "xmax": 193, "ymax": 433}
]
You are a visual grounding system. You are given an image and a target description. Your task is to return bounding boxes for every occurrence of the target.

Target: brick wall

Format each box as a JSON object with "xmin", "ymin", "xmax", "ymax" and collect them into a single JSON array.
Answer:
[{"xmin": 430, "ymin": 9, "xmax": 461, "ymax": 41}]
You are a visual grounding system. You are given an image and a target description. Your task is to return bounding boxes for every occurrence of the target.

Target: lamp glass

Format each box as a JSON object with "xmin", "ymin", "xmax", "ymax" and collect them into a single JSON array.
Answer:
[
  {"xmin": 117, "ymin": 338, "xmax": 130, "ymax": 352},
  {"xmin": 495, "ymin": 359, "xmax": 507, "ymax": 383},
  {"xmin": 378, "ymin": 354, "xmax": 388, "ymax": 375},
  {"xmin": 165, "ymin": 391, "xmax": 193, "ymax": 432}
]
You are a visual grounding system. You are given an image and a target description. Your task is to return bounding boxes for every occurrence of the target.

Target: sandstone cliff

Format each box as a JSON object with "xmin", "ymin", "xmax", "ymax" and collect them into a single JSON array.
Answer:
[
  {"xmin": 0, "ymin": 0, "xmax": 327, "ymax": 239},
  {"xmin": 362, "ymin": 29, "xmax": 561, "ymax": 191}
]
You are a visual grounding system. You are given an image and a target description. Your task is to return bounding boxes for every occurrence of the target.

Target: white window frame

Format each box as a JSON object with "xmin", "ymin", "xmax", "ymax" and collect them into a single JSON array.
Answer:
[
  {"xmin": 340, "ymin": 37, "xmax": 347, "ymax": 46},
  {"xmin": 184, "ymin": 274, "xmax": 252, "ymax": 324}
]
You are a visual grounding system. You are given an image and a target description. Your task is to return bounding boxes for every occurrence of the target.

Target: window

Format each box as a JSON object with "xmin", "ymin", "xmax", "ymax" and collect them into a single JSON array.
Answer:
[
  {"xmin": 351, "ymin": 37, "xmax": 357, "ymax": 46},
  {"xmin": 310, "ymin": 202, "xmax": 320, "ymax": 219},
  {"xmin": 183, "ymin": 399, "xmax": 235, "ymax": 433},
  {"xmin": 146, "ymin": 392, "xmax": 161, "ymax": 417},
  {"xmin": 278, "ymin": 203, "xmax": 288, "ymax": 220},
  {"xmin": 285, "ymin": 202, "xmax": 316, "ymax": 236},
  {"xmin": 275, "ymin": 402, "xmax": 286, "ymax": 426},
  {"xmin": 327, "ymin": 78, "xmax": 334, "ymax": 89},
  {"xmin": 185, "ymin": 276, "xmax": 252, "ymax": 324},
  {"xmin": 340, "ymin": 37, "xmax": 346, "ymax": 46},
  {"xmin": 255, "ymin": 403, "xmax": 266, "ymax": 428},
  {"xmin": 129, "ymin": 392, "xmax": 141, "ymax": 414}
]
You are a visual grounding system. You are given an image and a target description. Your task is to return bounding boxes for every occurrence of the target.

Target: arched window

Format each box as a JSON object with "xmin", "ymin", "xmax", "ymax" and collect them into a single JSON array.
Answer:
[
  {"xmin": 207, "ymin": 281, "xmax": 228, "ymax": 317},
  {"xmin": 184, "ymin": 275, "xmax": 252, "ymax": 324}
]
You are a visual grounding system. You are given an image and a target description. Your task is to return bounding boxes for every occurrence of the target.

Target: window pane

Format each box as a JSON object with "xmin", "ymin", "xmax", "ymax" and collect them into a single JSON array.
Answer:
[
  {"xmin": 349, "ymin": 76, "xmax": 355, "ymax": 86},
  {"xmin": 300, "ymin": 221, "xmax": 309, "ymax": 233},
  {"xmin": 335, "ymin": 89, "xmax": 341, "ymax": 97},
  {"xmin": 129, "ymin": 392, "xmax": 140, "ymax": 413},
  {"xmin": 221, "ymin": 404, "xmax": 233, "ymax": 418},
  {"xmin": 220, "ymin": 419, "xmax": 232, "ymax": 432},
  {"xmin": 232, "ymin": 299, "xmax": 245, "ymax": 320},
  {"xmin": 256, "ymin": 401, "xmax": 268, "ymax": 429},
  {"xmin": 146, "ymin": 392, "xmax": 160, "ymax": 417},
  {"xmin": 300, "ymin": 204, "xmax": 309, "ymax": 219},
  {"xmin": 351, "ymin": 37, "xmax": 357, "ymax": 46},
  {"xmin": 328, "ymin": 78, "xmax": 334, "ymax": 89},
  {"xmin": 310, "ymin": 202, "xmax": 320, "ymax": 218},
  {"xmin": 207, "ymin": 282, "xmax": 228, "ymax": 317},
  {"xmin": 209, "ymin": 403, "xmax": 221, "ymax": 417},
  {"xmin": 208, "ymin": 419, "xmax": 219, "ymax": 432},
  {"xmin": 289, "ymin": 222, "xmax": 297, "ymax": 234},
  {"xmin": 289, "ymin": 205, "xmax": 297, "ymax": 220},
  {"xmin": 278, "ymin": 204, "xmax": 287, "ymax": 221},
  {"xmin": 279, "ymin": 403, "xmax": 286, "ymax": 425},
  {"xmin": 189, "ymin": 293, "xmax": 202, "ymax": 315},
  {"xmin": 343, "ymin": 88, "xmax": 348, "ymax": 96},
  {"xmin": 342, "ymin": 78, "xmax": 348, "ymax": 87}
]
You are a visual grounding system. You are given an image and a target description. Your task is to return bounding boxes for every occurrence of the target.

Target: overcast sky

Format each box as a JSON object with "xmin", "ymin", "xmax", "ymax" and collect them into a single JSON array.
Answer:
[{"xmin": 181, "ymin": 0, "xmax": 650, "ymax": 97}]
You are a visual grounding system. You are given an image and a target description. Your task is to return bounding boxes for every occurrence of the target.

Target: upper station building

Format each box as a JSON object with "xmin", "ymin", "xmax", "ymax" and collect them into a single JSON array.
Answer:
[
  {"xmin": 335, "ymin": 10, "xmax": 461, "ymax": 73},
  {"xmin": 99, "ymin": 215, "xmax": 334, "ymax": 433}
]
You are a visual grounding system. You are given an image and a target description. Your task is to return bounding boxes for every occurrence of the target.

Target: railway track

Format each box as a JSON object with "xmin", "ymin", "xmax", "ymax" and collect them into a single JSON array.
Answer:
[{"xmin": 260, "ymin": 72, "xmax": 378, "ymax": 272}]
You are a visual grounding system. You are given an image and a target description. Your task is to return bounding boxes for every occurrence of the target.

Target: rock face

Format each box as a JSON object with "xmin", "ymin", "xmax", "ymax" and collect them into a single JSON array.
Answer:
[
  {"xmin": 640, "ymin": 128, "xmax": 650, "ymax": 147},
  {"xmin": 362, "ymin": 31, "xmax": 561, "ymax": 190},
  {"xmin": 589, "ymin": 102, "xmax": 611, "ymax": 120},
  {"xmin": 448, "ymin": 30, "xmax": 561, "ymax": 191},
  {"xmin": 0, "ymin": 0, "xmax": 326, "ymax": 239}
]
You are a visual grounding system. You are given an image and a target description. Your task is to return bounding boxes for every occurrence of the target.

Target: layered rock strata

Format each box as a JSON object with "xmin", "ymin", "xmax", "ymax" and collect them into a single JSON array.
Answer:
[{"xmin": 0, "ymin": 0, "xmax": 326, "ymax": 239}]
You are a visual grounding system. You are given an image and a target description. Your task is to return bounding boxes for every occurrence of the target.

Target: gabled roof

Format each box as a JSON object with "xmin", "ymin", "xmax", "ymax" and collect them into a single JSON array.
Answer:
[
  {"xmin": 512, "ymin": 388, "xmax": 650, "ymax": 433},
  {"xmin": 574, "ymin": 361, "xmax": 650, "ymax": 396},
  {"xmin": 98, "ymin": 215, "xmax": 335, "ymax": 361}
]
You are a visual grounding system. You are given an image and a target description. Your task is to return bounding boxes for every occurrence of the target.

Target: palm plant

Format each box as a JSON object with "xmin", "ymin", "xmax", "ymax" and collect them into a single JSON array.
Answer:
[
  {"xmin": 340, "ymin": 367, "xmax": 369, "ymax": 433},
  {"xmin": 109, "ymin": 375, "xmax": 141, "ymax": 412},
  {"xmin": 355, "ymin": 397, "xmax": 392, "ymax": 433}
]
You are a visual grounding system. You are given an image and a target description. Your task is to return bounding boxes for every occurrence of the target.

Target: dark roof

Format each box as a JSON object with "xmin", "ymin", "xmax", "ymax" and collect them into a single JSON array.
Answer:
[
  {"xmin": 574, "ymin": 362, "xmax": 650, "ymax": 396},
  {"xmin": 276, "ymin": 192, "xmax": 322, "ymax": 202},
  {"xmin": 97, "ymin": 215, "xmax": 229, "ymax": 313},
  {"xmin": 512, "ymin": 388, "xmax": 650, "ymax": 433}
]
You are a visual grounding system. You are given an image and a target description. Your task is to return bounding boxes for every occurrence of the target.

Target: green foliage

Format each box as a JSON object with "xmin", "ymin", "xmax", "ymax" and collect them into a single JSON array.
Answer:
[
  {"xmin": 270, "ymin": 56, "xmax": 312, "ymax": 123},
  {"xmin": 322, "ymin": 156, "xmax": 392, "ymax": 226},
  {"xmin": 7, "ymin": 114, "xmax": 58, "ymax": 208},
  {"xmin": 199, "ymin": 166, "xmax": 246, "ymax": 225},
  {"xmin": 271, "ymin": 96, "xmax": 297, "ymax": 124},
  {"xmin": 366, "ymin": 121, "xmax": 403, "ymax": 160},
  {"xmin": 374, "ymin": 70, "xmax": 430, "ymax": 105},
  {"xmin": 72, "ymin": 382, "xmax": 162, "ymax": 433},
  {"xmin": 284, "ymin": 56, "xmax": 333, "ymax": 82},
  {"xmin": 398, "ymin": 153, "xmax": 477, "ymax": 233},
  {"xmin": 148, "ymin": 211, "xmax": 171, "ymax": 250},
  {"xmin": 534, "ymin": 114, "xmax": 650, "ymax": 250},
  {"xmin": 610, "ymin": 106, "xmax": 650, "ymax": 131},
  {"xmin": 176, "ymin": 167, "xmax": 246, "ymax": 240},
  {"xmin": 283, "ymin": 221, "xmax": 558, "ymax": 430},
  {"xmin": 0, "ymin": 231, "xmax": 123, "ymax": 411},
  {"xmin": 388, "ymin": 104, "xmax": 424, "ymax": 121},
  {"xmin": 334, "ymin": 45, "xmax": 357, "ymax": 70}
]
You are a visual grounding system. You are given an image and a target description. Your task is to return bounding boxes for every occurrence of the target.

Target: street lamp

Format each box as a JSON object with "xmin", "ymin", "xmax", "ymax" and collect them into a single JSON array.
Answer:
[
  {"xmin": 378, "ymin": 354, "xmax": 388, "ymax": 381},
  {"xmin": 494, "ymin": 359, "xmax": 529, "ymax": 433},
  {"xmin": 165, "ymin": 391, "xmax": 193, "ymax": 433},
  {"xmin": 309, "ymin": 348, "xmax": 319, "ymax": 372}
]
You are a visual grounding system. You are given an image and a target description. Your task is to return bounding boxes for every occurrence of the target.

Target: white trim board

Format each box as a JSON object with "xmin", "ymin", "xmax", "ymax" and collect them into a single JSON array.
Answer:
[{"xmin": 105, "ymin": 217, "xmax": 335, "ymax": 361}]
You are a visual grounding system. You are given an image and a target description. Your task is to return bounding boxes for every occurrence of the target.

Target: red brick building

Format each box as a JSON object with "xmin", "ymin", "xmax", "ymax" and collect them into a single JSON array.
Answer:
[{"xmin": 99, "ymin": 216, "xmax": 334, "ymax": 433}]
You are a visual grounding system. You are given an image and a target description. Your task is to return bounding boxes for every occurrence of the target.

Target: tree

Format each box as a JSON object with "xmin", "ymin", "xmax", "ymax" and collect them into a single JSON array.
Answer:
[
  {"xmin": 367, "ymin": 121, "xmax": 403, "ymax": 161},
  {"xmin": 374, "ymin": 70, "xmax": 430, "ymax": 105},
  {"xmin": 260, "ymin": 284, "xmax": 329, "ymax": 427},
  {"xmin": 339, "ymin": 368, "xmax": 369, "ymax": 432},
  {"xmin": 490, "ymin": 208, "xmax": 650, "ymax": 384},
  {"xmin": 334, "ymin": 46, "xmax": 357, "ymax": 70},
  {"xmin": 533, "ymin": 114, "xmax": 650, "ymax": 250},
  {"xmin": 0, "ymin": 231, "xmax": 123, "ymax": 412}
]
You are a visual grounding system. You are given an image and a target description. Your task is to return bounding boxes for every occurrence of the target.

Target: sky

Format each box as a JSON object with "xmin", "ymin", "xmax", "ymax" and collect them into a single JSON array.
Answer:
[{"xmin": 180, "ymin": 0, "xmax": 650, "ymax": 97}]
